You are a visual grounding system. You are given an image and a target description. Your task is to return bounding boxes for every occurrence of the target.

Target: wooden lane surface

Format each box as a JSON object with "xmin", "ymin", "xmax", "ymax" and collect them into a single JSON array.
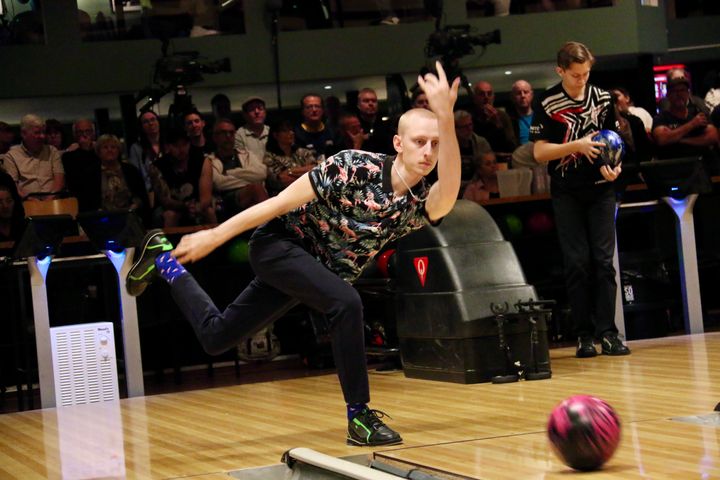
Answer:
[
  {"xmin": 0, "ymin": 333, "xmax": 718, "ymax": 479},
  {"xmin": 377, "ymin": 332, "xmax": 720, "ymax": 479}
]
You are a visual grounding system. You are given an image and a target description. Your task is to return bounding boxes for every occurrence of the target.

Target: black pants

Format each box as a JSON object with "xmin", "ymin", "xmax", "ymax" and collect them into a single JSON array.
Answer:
[
  {"xmin": 169, "ymin": 221, "xmax": 369, "ymax": 405},
  {"xmin": 552, "ymin": 186, "xmax": 618, "ymax": 338}
]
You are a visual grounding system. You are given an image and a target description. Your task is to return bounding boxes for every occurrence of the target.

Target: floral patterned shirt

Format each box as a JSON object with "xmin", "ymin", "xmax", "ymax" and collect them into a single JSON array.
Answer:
[{"xmin": 282, "ymin": 149, "xmax": 433, "ymax": 282}]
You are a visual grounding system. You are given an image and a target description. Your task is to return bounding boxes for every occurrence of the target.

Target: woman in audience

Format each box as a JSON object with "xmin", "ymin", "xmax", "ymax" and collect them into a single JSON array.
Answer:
[
  {"xmin": 151, "ymin": 129, "xmax": 217, "ymax": 227},
  {"xmin": 97, "ymin": 134, "xmax": 150, "ymax": 224},
  {"xmin": 45, "ymin": 119, "xmax": 72, "ymax": 153},
  {"xmin": 129, "ymin": 110, "xmax": 164, "ymax": 207},
  {"xmin": 462, "ymin": 151, "xmax": 500, "ymax": 202},
  {"xmin": 263, "ymin": 119, "xmax": 320, "ymax": 195}
]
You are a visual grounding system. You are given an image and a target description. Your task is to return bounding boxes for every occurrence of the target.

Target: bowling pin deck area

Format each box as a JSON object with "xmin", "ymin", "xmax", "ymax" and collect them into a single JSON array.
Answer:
[{"xmin": 1, "ymin": 332, "xmax": 720, "ymax": 479}]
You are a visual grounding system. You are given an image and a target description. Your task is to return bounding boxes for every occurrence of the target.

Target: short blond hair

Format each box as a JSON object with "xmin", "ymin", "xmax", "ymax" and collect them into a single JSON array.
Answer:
[
  {"xmin": 397, "ymin": 108, "xmax": 436, "ymax": 136},
  {"xmin": 95, "ymin": 134, "xmax": 122, "ymax": 154},
  {"xmin": 20, "ymin": 114, "xmax": 44, "ymax": 132}
]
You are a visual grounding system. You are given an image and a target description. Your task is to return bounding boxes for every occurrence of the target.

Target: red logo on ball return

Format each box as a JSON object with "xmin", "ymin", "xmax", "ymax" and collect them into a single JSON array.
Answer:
[{"xmin": 413, "ymin": 256, "xmax": 428, "ymax": 287}]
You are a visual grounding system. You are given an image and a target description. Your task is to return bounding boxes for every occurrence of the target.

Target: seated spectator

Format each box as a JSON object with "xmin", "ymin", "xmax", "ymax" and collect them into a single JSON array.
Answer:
[
  {"xmin": 471, "ymin": 80, "xmax": 518, "ymax": 154},
  {"xmin": 183, "ymin": 109, "xmax": 214, "ymax": 156},
  {"xmin": 659, "ymin": 68, "xmax": 710, "ymax": 116},
  {"xmin": 96, "ymin": 134, "xmax": 150, "ymax": 222},
  {"xmin": 263, "ymin": 119, "xmax": 319, "ymax": 195},
  {"xmin": 209, "ymin": 119, "xmax": 269, "ymax": 219},
  {"xmin": 62, "ymin": 119, "xmax": 102, "ymax": 211},
  {"xmin": 0, "ymin": 180, "xmax": 24, "ymax": 242},
  {"xmin": 609, "ymin": 89, "xmax": 653, "ymax": 165},
  {"xmin": 652, "ymin": 76, "xmax": 719, "ymax": 162},
  {"xmin": 462, "ymin": 151, "xmax": 500, "ymax": 202},
  {"xmin": 332, "ymin": 112, "xmax": 367, "ymax": 153},
  {"xmin": 508, "ymin": 80, "xmax": 534, "ymax": 145},
  {"xmin": 294, "ymin": 93, "xmax": 336, "ymax": 159},
  {"xmin": 45, "ymin": 119, "xmax": 77, "ymax": 154},
  {"xmin": 454, "ymin": 110, "xmax": 492, "ymax": 195},
  {"xmin": 129, "ymin": 110, "xmax": 164, "ymax": 204},
  {"xmin": 356, "ymin": 87, "xmax": 395, "ymax": 154},
  {"xmin": 151, "ymin": 129, "xmax": 216, "ymax": 227},
  {"xmin": 0, "ymin": 122, "xmax": 15, "ymax": 155},
  {"xmin": 3, "ymin": 114, "xmax": 65, "ymax": 200},
  {"xmin": 410, "ymin": 89, "xmax": 430, "ymax": 110},
  {"xmin": 234, "ymin": 96, "xmax": 269, "ymax": 159},
  {"xmin": 610, "ymin": 87, "xmax": 654, "ymax": 134}
]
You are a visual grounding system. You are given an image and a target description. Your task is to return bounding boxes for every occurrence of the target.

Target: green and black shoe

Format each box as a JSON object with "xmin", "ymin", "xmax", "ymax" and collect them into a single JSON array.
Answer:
[
  {"xmin": 347, "ymin": 408, "xmax": 402, "ymax": 447},
  {"xmin": 126, "ymin": 229, "xmax": 174, "ymax": 296}
]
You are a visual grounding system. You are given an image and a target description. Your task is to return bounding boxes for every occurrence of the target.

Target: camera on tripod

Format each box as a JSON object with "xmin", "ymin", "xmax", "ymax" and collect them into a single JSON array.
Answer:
[
  {"xmin": 135, "ymin": 50, "xmax": 232, "ymax": 116},
  {"xmin": 153, "ymin": 51, "xmax": 231, "ymax": 86},
  {"xmin": 425, "ymin": 25, "xmax": 501, "ymax": 59}
]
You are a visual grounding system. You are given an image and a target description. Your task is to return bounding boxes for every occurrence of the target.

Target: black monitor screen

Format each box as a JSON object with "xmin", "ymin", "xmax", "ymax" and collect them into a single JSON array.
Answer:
[
  {"xmin": 77, "ymin": 210, "xmax": 145, "ymax": 252},
  {"xmin": 639, "ymin": 157, "xmax": 712, "ymax": 199},
  {"xmin": 13, "ymin": 215, "xmax": 76, "ymax": 259}
]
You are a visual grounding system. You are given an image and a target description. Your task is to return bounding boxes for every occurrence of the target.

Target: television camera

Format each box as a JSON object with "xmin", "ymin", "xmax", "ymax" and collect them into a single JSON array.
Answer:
[
  {"xmin": 425, "ymin": 25, "xmax": 501, "ymax": 61},
  {"xmin": 424, "ymin": 25, "xmax": 501, "ymax": 96},
  {"xmin": 153, "ymin": 51, "xmax": 231, "ymax": 87},
  {"xmin": 135, "ymin": 51, "xmax": 231, "ymax": 118}
]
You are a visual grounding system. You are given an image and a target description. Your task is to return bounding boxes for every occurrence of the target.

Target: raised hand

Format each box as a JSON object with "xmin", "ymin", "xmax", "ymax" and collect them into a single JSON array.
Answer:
[{"xmin": 417, "ymin": 61, "xmax": 461, "ymax": 118}]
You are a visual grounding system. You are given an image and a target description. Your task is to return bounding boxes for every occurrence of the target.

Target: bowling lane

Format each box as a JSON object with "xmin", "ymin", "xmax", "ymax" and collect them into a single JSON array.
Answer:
[{"xmin": 374, "ymin": 418, "xmax": 720, "ymax": 479}]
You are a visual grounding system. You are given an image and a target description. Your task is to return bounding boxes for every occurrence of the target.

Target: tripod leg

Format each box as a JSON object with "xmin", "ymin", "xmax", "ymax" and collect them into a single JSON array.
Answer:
[
  {"xmin": 492, "ymin": 315, "xmax": 519, "ymax": 384},
  {"xmin": 525, "ymin": 316, "xmax": 551, "ymax": 381}
]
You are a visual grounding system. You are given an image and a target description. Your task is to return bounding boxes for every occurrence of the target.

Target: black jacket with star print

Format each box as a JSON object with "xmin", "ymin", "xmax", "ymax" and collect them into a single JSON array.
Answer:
[{"xmin": 530, "ymin": 82, "xmax": 617, "ymax": 193}]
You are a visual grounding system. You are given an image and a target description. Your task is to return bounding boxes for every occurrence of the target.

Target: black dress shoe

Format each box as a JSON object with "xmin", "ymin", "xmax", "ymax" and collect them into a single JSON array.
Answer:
[
  {"xmin": 576, "ymin": 337, "xmax": 598, "ymax": 358},
  {"xmin": 601, "ymin": 332, "xmax": 631, "ymax": 356}
]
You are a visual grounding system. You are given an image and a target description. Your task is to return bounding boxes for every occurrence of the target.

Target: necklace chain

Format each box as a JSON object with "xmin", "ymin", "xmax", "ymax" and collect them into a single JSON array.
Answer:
[{"xmin": 393, "ymin": 163, "xmax": 420, "ymax": 201}]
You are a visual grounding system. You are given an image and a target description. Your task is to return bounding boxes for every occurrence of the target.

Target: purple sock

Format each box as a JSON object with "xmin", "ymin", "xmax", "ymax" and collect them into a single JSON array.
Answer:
[
  {"xmin": 155, "ymin": 252, "xmax": 187, "ymax": 284},
  {"xmin": 347, "ymin": 403, "xmax": 367, "ymax": 420}
]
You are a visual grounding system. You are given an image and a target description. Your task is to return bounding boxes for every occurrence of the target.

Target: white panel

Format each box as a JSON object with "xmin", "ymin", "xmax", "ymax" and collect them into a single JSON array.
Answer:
[{"xmin": 50, "ymin": 322, "xmax": 119, "ymax": 407}]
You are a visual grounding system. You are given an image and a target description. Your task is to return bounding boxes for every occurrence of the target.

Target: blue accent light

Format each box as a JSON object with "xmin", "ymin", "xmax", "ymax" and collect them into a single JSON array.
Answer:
[{"xmin": 106, "ymin": 248, "xmax": 127, "ymax": 274}]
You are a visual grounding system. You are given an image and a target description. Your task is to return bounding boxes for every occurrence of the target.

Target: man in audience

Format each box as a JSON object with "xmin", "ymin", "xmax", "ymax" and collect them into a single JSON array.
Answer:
[
  {"xmin": 3, "ymin": 114, "xmax": 64, "ymax": 200},
  {"xmin": 184, "ymin": 109, "xmax": 213, "ymax": 156},
  {"xmin": 652, "ymin": 76, "xmax": 718, "ymax": 161},
  {"xmin": 152, "ymin": 129, "xmax": 217, "ymax": 227},
  {"xmin": 508, "ymin": 80, "xmax": 534, "ymax": 146},
  {"xmin": 659, "ymin": 68, "xmax": 710, "ymax": 117},
  {"xmin": 334, "ymin": 112, "xmax": 367, "ymax": 152},
  {"xmin": 62, "ymin": 118, "xmax": 101, "ymax": 211},
  {"xmin": 235, "ymin": 96, "xmax": 269, "ymax": 159},
  {"xmin": 471, "ymin": 80, "xmax": 517, "ymax": 154},
  {"xmin": 454, "ymin": 110, "xmax": 492, "ymax": 195},
  {"xmin": 356, "ymin": 88, "xmax": 395, "ymax": 154},
  {"xmin": 294, "ymin": 93, "xmax": 336, "ymax": 159},
  {"xmin": 209, "ymin": 119, "xmax": 268, "ymax": 219}
]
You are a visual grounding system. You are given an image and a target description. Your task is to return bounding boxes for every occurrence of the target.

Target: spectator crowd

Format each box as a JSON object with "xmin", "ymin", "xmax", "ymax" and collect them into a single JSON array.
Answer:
[{"xmin": 1, "ymin": 66, "xmax": 719, "ymax": 243}]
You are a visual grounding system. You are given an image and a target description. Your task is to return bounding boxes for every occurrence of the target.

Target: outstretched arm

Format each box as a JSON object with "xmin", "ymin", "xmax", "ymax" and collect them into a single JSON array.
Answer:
[
  {"xmin": 422, "ymin": 61, "xmax": 461, "ymax": 221},
  {"xmin": 173, "ymin": 173, "xmax": 317, "ymax": 263}
]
